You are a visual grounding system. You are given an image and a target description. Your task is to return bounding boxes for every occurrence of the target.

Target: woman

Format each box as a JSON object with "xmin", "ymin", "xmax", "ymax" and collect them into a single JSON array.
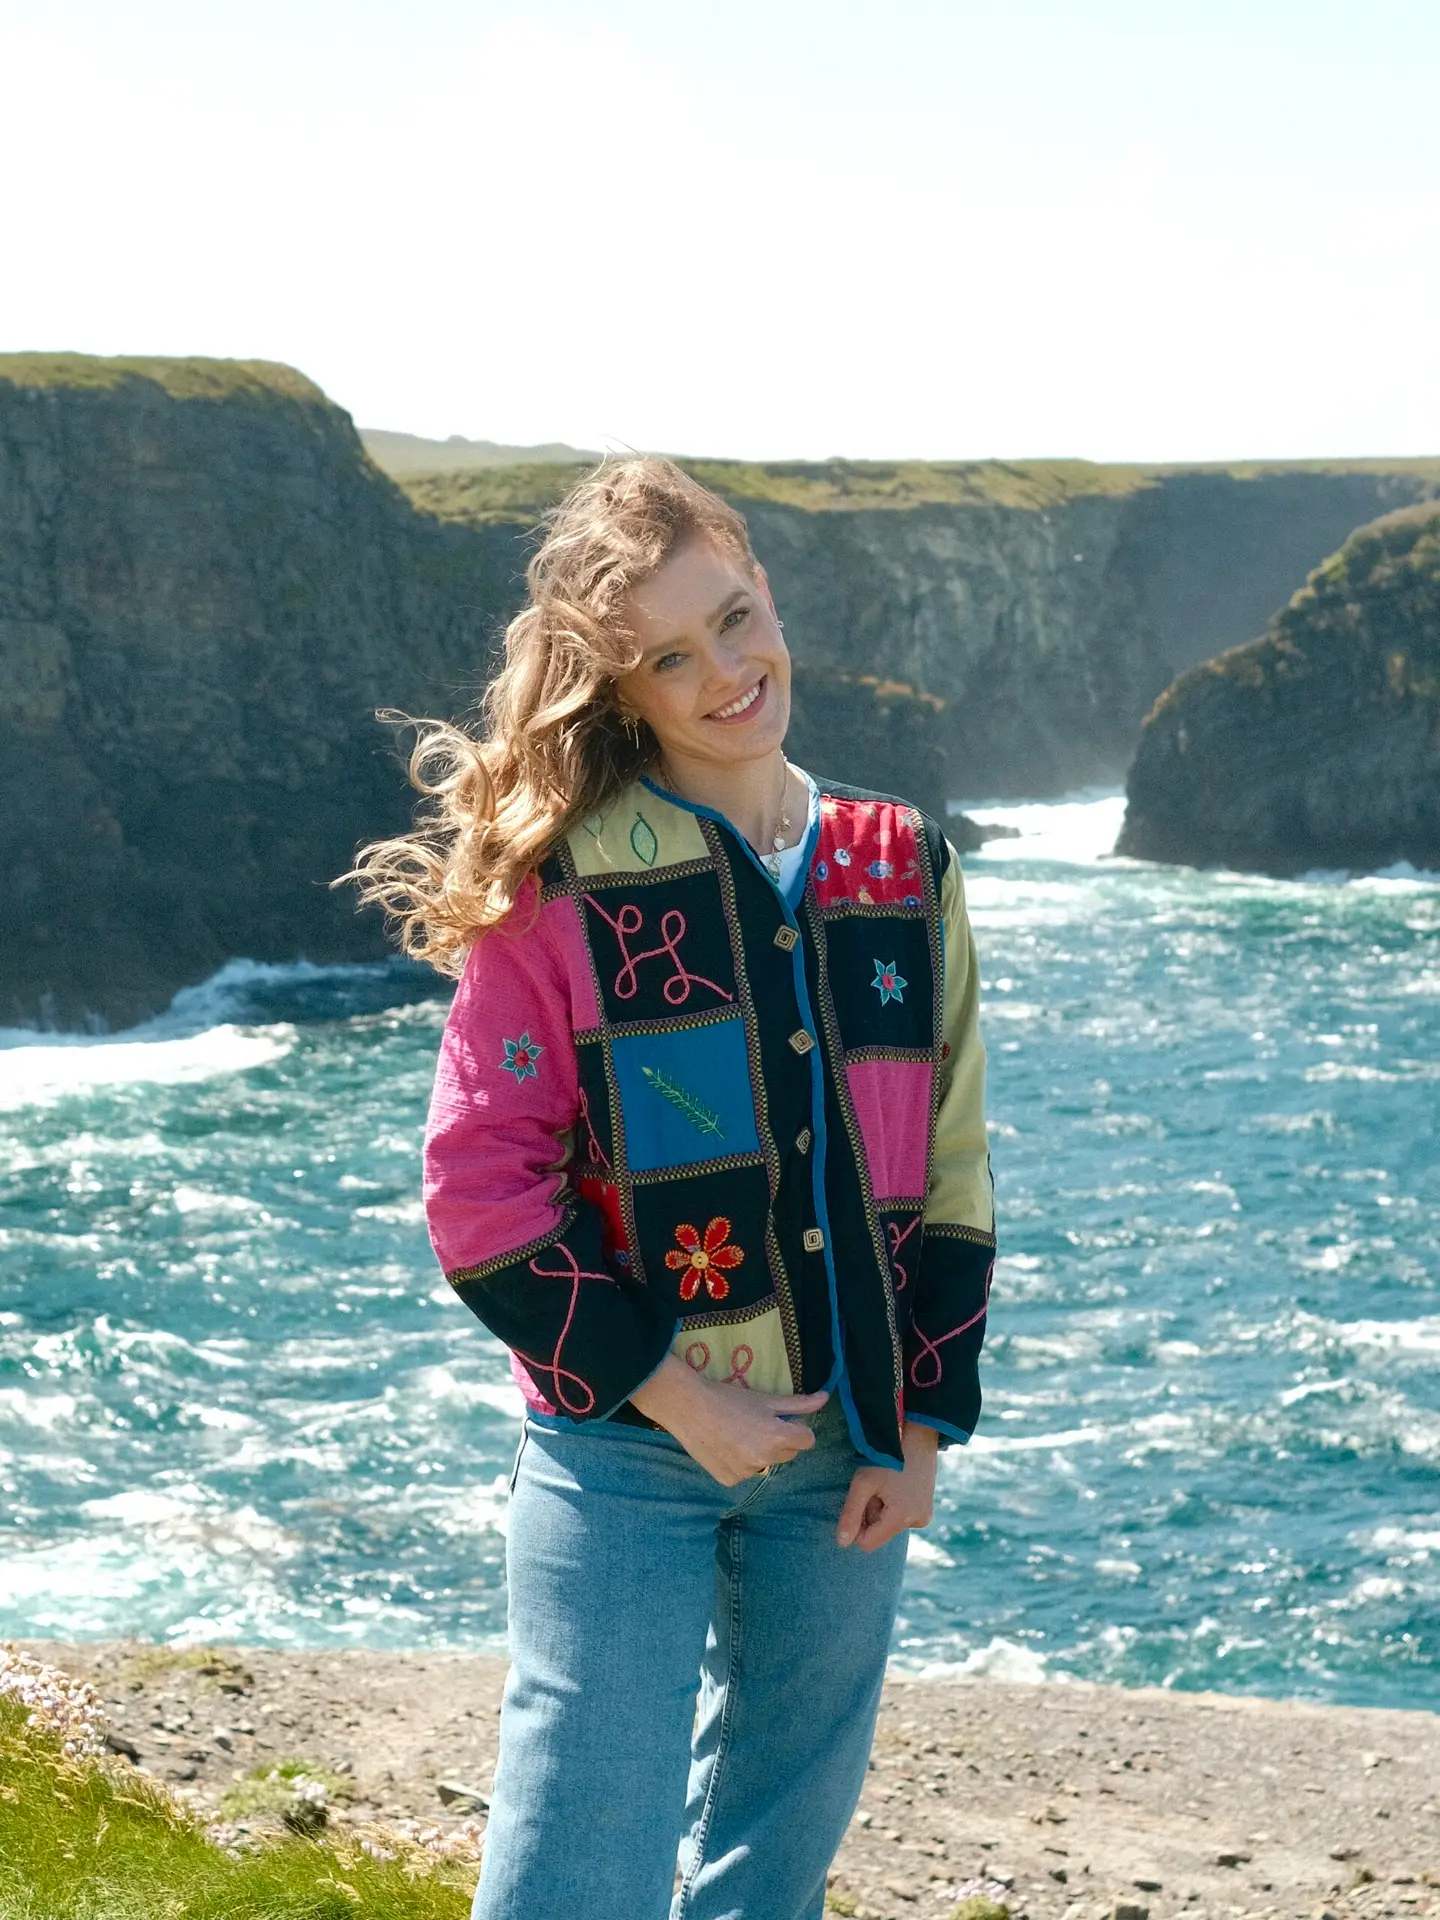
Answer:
[{"xmin": 352, "ymin": 458, "xmax": 995, "ymax": 1920}]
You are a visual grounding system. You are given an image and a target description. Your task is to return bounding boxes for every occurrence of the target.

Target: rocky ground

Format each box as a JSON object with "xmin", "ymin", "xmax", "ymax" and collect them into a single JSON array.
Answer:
[{"xmin": 20, "ymin": 1640, "xmax": 1440, "ymax": 1920}]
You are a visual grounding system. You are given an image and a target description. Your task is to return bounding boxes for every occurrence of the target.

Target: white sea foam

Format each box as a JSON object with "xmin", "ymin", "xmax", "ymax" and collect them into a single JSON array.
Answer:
[
  {"xmin": 903, "ymin": 1636, "xmax": 1053, "ymax": 1684},
  {"xmin": 0, "ymin": 1025, "xmax": 293, "ymax": 1110},
  {"xmin": 953, "ymin": 791, "xmax": 1127, "ymax": 867},
  {"xmin": 967, "ymin": 1424, "xmax": 1107, "ymax": 1455}
]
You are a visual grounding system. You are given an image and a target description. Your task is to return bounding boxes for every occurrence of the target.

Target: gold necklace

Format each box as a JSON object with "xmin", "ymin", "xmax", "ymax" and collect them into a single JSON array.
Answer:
[{"xmin": 763, "ymin": 758, "xmax": 793, "ymax": 882}]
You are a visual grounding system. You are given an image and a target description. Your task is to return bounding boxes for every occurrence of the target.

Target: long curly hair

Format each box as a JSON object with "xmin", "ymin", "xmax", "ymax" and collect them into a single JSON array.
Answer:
[{"xmin": 344, "ymin": 456, "xmax": 756, "ymax": 973}]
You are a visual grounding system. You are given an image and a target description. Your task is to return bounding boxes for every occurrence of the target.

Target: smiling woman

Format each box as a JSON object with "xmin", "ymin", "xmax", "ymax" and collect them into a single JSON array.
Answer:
[{"xmin": 343, "ymin": 457, "xmax": 995, "ymax": 1920}]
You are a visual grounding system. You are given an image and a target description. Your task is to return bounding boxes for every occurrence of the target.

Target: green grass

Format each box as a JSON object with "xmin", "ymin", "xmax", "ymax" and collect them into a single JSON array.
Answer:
[
  {"xmin": 0, "ymin": 354, "xmax": 328, "ymax": 406},
  {"xmin": 115, "ymin": 1645, "xmax": 254, "ymax": 1692},
  {"xmin": 386, "ymin": 452, "xmax": 1440, "ymax": 527},
  {"xmin": 0, "ymin": 1697, "xmax": 475, "ymax": 1920},
  {"xmin": 219, "ymin": 1758, "xmax": 357, "ymax": 1823}
]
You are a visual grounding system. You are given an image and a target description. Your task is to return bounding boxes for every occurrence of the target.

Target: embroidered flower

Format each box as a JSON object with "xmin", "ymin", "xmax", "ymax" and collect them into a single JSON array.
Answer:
[
  {"xmin": 665, "ymin": 1216, "xmax": 745, "ymax": 1302},
  {"xmin": 834, "ymin": 847, "xmax": 852, "ymax": 867},
  {"xmin": 904, "ymin": 893, "xmax": 921, "ymax": 907},
  {"xmin": 867, "ymin": 859, "xmax": 893, "ymax": 879},
  {"xmin": 815, "ymin": 860, "xmax": 829, "ymax": 880},
  {"xmin": 499, "ymin": 1031, "xmax": 544, "ymax": 1082},
  {"xmin": 871, "ymin": 960, "xmax": 907, "ymax": 1005}
]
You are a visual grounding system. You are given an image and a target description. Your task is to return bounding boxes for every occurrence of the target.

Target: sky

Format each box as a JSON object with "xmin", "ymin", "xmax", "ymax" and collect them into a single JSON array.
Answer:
[{"xmin": 3, "ymin": 0, "xmax": 1438, "ymax": 461}]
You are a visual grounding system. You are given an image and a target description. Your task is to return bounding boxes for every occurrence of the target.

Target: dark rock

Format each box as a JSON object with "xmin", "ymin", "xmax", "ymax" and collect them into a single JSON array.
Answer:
[
  {"xmin": 103, "ymin": 1730, "xmax": 141, "ymax": 1763},
  {"xmin": 437, "ymin": 1778, "xmax": 490, "ymax": 1811},
  {"xmin": 282, "ymin": 1798, "xmax": 328, "ymax": 1835},
  {"xmin": 1118, "ymin": 503, "xmax": 1440, "ymax": 874}
]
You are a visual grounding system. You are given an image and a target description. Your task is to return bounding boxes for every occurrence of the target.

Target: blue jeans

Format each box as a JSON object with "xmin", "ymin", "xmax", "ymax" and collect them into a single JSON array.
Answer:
[{"xmin": 473, "ymin": 1400, "xmax": 908, "ymax": 1920}]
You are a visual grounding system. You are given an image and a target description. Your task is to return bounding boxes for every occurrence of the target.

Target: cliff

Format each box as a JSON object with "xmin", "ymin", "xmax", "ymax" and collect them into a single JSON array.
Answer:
[
  {"xmin": 0, "ymin": 357, "xmax": 520, "ymax": 1029},
  {"xmin": 1117, "ymin": 502, "xmax": 1440, "ymax": 872},
  {"xmin": 4, "ymin": 356, "xmax": 1438, "ymax": 1027},
  {"xmin": 0, "ymin": 359, "xmax": 957, "ymax": 1029},
  {"xmin": 393, "ymin": 456, "xmax": 1440, "ymax": 802}
]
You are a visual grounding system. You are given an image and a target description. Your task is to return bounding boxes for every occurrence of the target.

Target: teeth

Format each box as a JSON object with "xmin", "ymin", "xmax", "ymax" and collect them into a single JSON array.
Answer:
[{"xmin": 712, "ymin": 680, "xmax": 762, "ymax": 720}]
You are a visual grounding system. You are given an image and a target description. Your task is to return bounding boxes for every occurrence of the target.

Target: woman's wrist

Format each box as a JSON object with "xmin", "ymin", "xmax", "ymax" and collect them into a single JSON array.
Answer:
[{"xmin": 628, "ymin": 1351, "xmax": 706, "ymax": 1434}]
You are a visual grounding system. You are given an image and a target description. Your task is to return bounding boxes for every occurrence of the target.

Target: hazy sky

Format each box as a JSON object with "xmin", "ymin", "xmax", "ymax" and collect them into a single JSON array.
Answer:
[{"xmin": 3, "ymin": 0, "xmax": 1438, "ymax": 460}]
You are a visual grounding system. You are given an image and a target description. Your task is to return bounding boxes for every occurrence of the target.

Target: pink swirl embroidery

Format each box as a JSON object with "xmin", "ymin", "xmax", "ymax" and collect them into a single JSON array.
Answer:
[
  {"xmin": 907, "ymin": 1262, "xmax": 994, "ymax": 1391},
  {"xmin": 684, "ymin": 1340, "xmax": 712, "ymax": 1372},
  {"xmin": 514, "ymin": 1244, "xmax": 618, "ymax": 1416},
  {"xmin": 577, "ymin": 1085, "xmax": 611, "ymax": 1171},
  {"xmin": 583, "ymin": 894, "xmax": 733, "ymax": 1006},
  {"xmin": 886, "ymin": 1215, "xmax": 922, "ymax": 1291},
  {"xmin": 722, "ymin": 1344, "xmax": 754, "ymax": 1388}
]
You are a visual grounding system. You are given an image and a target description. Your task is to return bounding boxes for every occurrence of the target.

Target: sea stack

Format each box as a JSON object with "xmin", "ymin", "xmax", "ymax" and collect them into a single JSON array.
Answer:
[{"xmin": 1117, "ymin": 501, "xmax": 1440, "ymax": 874}]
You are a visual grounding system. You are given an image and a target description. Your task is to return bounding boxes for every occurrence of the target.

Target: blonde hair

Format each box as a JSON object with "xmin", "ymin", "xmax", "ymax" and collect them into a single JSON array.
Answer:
[{"xmin": 344, "ymin": 456, "xmax": 756, "ymax": 973}]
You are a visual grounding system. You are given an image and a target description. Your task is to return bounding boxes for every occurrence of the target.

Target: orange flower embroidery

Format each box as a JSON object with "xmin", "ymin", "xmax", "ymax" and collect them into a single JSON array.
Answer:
[{"xmin": 665, "ymin": 1216, "xmax": 745, "ymax": 1302}]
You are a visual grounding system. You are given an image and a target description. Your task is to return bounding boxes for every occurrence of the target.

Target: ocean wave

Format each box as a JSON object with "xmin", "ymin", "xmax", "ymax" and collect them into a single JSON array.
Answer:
[{"xmin": 0, "ymin": 1025, "xmax": 294, "ymax": 1110}]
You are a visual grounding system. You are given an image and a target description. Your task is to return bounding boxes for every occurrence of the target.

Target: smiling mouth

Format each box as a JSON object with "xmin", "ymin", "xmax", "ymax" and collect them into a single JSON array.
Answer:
[{"xmin": 707, "ymin": 677, "xmax": 767, "ymax": 724}]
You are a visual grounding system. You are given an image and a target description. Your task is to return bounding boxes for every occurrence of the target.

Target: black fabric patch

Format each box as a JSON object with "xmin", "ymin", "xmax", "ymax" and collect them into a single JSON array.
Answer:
[
  {"xmin": 630, "ymin": 1161, "xmax": 774, "ymax": 1321},
  {"xmin": 580, "ymin": 870, "xmax": 738, "ymax": 1027},
  {"xmin": 903, "ymin": 1232, "xmax": 994, "ymax": 1437},
  {"xmin": 878, "ymin": 1204, "xmax": 925, "ymax": 1350},
  {"xmin": 451, "ymin": 1208, "xmax": 674, "ymax": 1423},
  {"xmin": 574, "ymin": 1037, "xmax": 615, "ymax": 1179},
  {"xmin": 819, "ymin": 912, "xmax": 935, "ymax": 1055}
]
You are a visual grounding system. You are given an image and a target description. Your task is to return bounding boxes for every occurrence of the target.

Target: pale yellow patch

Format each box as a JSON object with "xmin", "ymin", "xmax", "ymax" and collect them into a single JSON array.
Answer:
[
  {"xmin": 672, "ymin": 1305, "xmax": 794, "ymax": 1396},
  {"xmin": 569, "ymin": 782, "xmax": 708, "ymax": 878}
]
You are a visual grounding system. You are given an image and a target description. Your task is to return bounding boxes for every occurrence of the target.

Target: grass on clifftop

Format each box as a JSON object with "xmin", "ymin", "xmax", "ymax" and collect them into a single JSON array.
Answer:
[
  {"xmin": 0, "ymin": 354, "xmax": 328, "ymax": 407},
  {"xmin": 0, "ymin": 1696, "xmax": 474, "ymax": 1920},
  {"xmin": 388, "ymin": 452, "xmax": 1440, "ymax": 526},
  {"xmin": 389, "ymin": 456, "xmax": 1164, "ymax": 524}
]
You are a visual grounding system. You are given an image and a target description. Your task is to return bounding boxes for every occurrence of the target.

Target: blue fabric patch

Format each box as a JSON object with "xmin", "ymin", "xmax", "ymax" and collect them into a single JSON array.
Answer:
[{"xmin": 611, "ymin": 1016, "xmax": 760, "ymax": 1172}]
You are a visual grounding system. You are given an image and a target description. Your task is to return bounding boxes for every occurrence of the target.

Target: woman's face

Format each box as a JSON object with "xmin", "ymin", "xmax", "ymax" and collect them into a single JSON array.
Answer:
[{"xmin": 617, "ymin": 537, "xmax": 791, "ymax": 773}]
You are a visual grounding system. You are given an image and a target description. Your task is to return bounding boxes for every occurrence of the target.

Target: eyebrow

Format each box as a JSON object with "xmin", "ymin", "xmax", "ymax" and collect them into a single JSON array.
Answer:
[{"xmin": 639, "ymin": 587, "xmax": 750, "ymax": 661}]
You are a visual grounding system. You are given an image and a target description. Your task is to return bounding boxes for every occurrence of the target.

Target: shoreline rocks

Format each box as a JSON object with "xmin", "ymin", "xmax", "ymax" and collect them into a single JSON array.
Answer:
[{"xmin": 18, "ymin": 1639, "xmax": 1440, "ymax": 1920}]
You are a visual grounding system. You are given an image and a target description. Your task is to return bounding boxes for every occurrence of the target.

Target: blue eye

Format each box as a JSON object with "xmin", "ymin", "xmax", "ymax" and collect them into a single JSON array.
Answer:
[
  {"xmin": 720, "ymin": 605, "xmax": 749, "ymax": 632},
  {"xmin": 653, "ymin": 651, "xmax": 686, "ymax": 673}
]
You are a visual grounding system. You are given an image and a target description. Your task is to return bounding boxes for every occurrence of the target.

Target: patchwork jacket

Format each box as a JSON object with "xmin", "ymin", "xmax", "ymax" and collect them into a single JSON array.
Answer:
[{"xmin": 423, "ymin": 775, "xmax": 995, "ymax": 1468}]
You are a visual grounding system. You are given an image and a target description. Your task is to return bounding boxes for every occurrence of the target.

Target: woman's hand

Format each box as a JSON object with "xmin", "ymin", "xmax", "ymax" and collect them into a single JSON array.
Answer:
[
  {"xmin": 836, "ymin": 1420, "xmax": 939, "ymax": 1551},
  {"xmin": 630, "ymin": 1354, "xmax": 829, "ymax": 1487}
]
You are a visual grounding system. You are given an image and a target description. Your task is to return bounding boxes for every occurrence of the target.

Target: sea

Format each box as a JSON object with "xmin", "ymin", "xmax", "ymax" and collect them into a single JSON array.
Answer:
[{"xmin": 2, "ymin": 794, "xmax": 1437, "ymax": 1711}]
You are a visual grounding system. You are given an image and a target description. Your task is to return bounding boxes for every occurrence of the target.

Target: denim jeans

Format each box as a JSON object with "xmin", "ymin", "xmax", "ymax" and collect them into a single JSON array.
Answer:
[{"xmin": 473, "ymin": 1399, "xmax": 908, "ymax": 1920}]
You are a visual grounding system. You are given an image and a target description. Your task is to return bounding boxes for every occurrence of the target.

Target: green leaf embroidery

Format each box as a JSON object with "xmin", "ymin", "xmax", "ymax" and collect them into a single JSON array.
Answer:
[
  {"xmin": 581, "ymin": 809, "xmax": 609, "ymax": 840},
  {"xmin": 630, "ymin": 812, "xmax": 659, "ymax": 866},
  {"xmin": 641, "ymin": 1066, "xmax": 723, "ymax": 1139}
]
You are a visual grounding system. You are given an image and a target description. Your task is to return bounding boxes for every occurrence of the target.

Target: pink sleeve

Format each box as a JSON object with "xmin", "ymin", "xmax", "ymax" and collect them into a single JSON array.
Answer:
[{"xmin": 424, "ymin": 889, "xmax": 579, "ymax": 1276}]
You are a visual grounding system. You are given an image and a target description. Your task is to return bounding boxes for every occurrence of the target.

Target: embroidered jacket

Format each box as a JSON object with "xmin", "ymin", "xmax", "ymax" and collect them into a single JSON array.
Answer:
[{"xmin": 423, "ymin": 776, "xmax": 995, "ymax": 1468}]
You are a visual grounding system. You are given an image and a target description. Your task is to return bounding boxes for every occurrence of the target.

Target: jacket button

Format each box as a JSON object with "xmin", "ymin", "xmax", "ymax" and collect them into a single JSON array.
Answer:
[
  {"xmin": 773, "ymin": 925, "xmax": 799, "ymax": 951},
  {"xmin": 788, "ymin": 1030, "xmax": 815, "ymax": 1055},
  {"xmin": 795, "ymin": 1128, "xmax": 812, "ymax": 1154},
  {"xmin": 802, "ymin": 1227, "xmax": 825, "ymax": 1253}
]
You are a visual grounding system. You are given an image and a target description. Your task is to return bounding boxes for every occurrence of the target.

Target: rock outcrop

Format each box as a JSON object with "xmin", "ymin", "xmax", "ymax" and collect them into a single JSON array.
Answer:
[
  {"xmin": 1117, "ymin": 503, "xmax": 1440, "ymax": 873},
  {"xmin": 0, "ymin": 357, "xmax": 517, "ymax": 1028},
  {"xmin": 392, "ymin": 456, "xmax": 1440, "ymax": 805},
  {"xmin": 0, "ymin": 359, "xmax": 964, "ymax": 1028},
  {"xmin": 4, "ymin": 355, "xmax": 1437, "ymax": 1025}
]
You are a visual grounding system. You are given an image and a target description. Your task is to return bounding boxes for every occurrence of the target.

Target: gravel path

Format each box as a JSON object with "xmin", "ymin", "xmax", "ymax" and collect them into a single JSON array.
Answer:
[{"xmin": 22, "ymin": 1641, "xmax": 1440, "ymax": 1920}]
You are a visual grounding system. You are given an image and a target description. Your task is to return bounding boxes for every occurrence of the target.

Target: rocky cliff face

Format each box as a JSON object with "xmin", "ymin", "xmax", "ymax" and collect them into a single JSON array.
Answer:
[
  {"xmin": 0, "ymin": 358, "xmax": 522, "ymax": 1028},
  {"xmin": 0, "ymin": 360, "xmax": 957, "ymax": 1028},
  {"xmin": 398, "ymin": 458, "xmax": 1440, "ymax": 805},
  {"xmin": 1117, "ymin": 503, "xmax": 1440, "ymax": 873},
  {"xmin": 3, "ymin": 356, "xmax": 1436, "ymax": 1026}
]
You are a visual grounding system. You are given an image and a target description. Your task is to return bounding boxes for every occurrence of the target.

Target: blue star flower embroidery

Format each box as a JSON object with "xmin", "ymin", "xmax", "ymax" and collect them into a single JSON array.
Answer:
[
  {"xmin": 871, "ymin": 960, "xmax": 907, "ymax": 1006},
  {"xmin": 499, "ymin": 1031, "xmax": 544, "ymax": 1082}
]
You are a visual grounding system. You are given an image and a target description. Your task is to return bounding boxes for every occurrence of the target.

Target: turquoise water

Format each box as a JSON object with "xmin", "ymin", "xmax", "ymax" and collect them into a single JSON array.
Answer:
[{"xmin": 1, "ymin": 796, "xmax": 1437, "ymax": 1709}]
